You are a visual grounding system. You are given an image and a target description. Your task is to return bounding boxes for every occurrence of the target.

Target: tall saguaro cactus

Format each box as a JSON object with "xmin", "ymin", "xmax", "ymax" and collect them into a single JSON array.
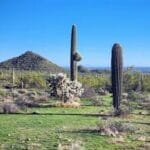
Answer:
[
  {"xmin": 70, "ymin": 24, "xmax": 81, "ymax": 81},
  {"xmin": 111, "ymin": 43, "xmax": 123, "ymax": 111}
]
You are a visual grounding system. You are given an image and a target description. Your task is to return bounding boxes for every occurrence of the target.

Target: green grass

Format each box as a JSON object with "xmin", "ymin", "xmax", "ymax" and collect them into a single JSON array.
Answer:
[{"xmin": 0, "ymin": 96, "xmax": 150, "ymax": 150}]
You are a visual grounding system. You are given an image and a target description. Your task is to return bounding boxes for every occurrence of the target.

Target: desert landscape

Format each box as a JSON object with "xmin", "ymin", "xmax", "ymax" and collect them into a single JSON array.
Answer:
[{"xmin": 0, "ymin": 0, "xmax": 150, "ymax": 150}]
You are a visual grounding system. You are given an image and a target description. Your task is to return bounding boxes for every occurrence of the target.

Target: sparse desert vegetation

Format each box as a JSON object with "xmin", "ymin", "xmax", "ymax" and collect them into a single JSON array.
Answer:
[
  {"xmin": 0, "ymin": 46, "xmax": 150, "ymax": 150},
  {"xmin": 0, "ymin": 63, "xmax": 149, "ymax": 149}
]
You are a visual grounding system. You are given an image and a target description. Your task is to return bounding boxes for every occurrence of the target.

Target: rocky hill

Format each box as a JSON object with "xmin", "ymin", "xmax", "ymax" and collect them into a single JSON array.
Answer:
[{"xmin": 0, "ymin": 51, "xmax": 64, "ymax": 73}]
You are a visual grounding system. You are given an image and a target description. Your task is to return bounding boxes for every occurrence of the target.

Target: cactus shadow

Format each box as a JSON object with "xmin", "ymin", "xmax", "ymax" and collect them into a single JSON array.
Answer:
[
  {"xmin": 62, "ymin": 129, "xmax": 103, "ymax": 135},
  {"xmin": 0, "ymin": 112, "xmax": 112, "ymax": 118},
  {"xmin": 123, "ymin": 121, "xmax": 150, "ymax": 126}
]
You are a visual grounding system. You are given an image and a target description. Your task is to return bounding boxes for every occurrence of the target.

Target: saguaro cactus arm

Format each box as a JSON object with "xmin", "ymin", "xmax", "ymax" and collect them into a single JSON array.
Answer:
[{"xmin": 74, "ymin": 52, "xmax": 82, "ymax": 61}]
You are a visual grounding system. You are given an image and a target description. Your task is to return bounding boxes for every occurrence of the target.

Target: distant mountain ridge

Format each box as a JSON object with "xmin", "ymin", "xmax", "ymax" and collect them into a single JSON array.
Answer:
[{"xmin": 0, "ymin": 51, "xmax": 64, "ymax": 73}]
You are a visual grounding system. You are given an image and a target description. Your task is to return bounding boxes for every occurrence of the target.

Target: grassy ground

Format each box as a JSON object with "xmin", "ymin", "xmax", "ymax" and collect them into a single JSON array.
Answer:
[{"xmin": 0, "ymin": 96, "xmax": 150, "ymax": 150}]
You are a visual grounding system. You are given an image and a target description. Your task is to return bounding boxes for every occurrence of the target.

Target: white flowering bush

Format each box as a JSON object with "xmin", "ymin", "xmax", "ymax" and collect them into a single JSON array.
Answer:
[{"xmin": 47, "ymin": 73, "xmax": 84, "ymax": 103}]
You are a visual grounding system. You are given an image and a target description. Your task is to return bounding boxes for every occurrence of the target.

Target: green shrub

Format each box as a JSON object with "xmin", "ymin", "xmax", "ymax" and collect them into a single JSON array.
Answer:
[
  {"xmin": 17, "ymin": 72, "xmax": 46, "ymax": 89},
  {"xmin": 115, "ymin": 104, "xmax": 132, "ymax": 116},
  {"xmin": 0, "ymin": 89, "xmax": 7, "ymax": 96},
  {"xmin": 128, "ymin": 91, "xmax": 141, "ymax": 101},
  {"xmin": 92, "ymin": 96, "xmax": 103, "ymax": 106},
  {"xmin": 142, "ymin": 75, "xmax": 150, "ymax": 92},
  {"xmin": 78, "ymin": 74, "xmax": 111, "ymax": 90}
]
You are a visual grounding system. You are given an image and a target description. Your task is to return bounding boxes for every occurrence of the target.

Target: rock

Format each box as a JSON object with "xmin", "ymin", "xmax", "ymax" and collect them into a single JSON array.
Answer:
[
  {"xmin": 138, "ymin": 136, "xmax": 146, "ymax": 141},
  {"xmin": 122, "ymin": 93, "xmax": 128, "ymax": 99}
]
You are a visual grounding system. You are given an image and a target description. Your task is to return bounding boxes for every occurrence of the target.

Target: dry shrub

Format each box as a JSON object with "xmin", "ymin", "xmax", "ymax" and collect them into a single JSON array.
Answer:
[
  {"xmin": 110, "ymin": 136, "xmax": 125, "ymax": 144},
  {"xmin": 81, "ymin": 85, "xmax": 97, "ymax": 99},
  {"xmin": 58, "ymin": 140, "xmax": 83, "ymax": 150},
  {"xmin": 35, "ymin": 96, "xmax": 48, "ymax": 102},
  {"xmin": 114, "ymin": 104, "xmax": 132, "ymax": 116},
  {"xmin": 93, "ymin": 96, "xmax": 103, "ymax": 106},
  {"xmin": 139, "ymin": 143, "xmax": 150, "ymax": 150},
  {"xmin": 0, "ymin": 102, "xmax": 19, "ymax": 114},
  {"xmin": 15, "ymin": 96, "xmax": 39, "ymax": 108},
  {"xmin": 55, "ymin": 101, "xmax": 80, "ymax": 108},
  {"xmin": 27, "ymin": 91, "xmax": 37, "ymax": 97},
  {"xmin": 97, "ymin": 119, "xmax": 135, "ymax": 137},
  {"xmin": 95, "ymin": 88, "xmax": 109, "ymax": 95}
]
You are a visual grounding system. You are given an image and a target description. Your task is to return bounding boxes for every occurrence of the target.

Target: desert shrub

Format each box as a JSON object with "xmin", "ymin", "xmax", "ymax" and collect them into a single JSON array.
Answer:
[
  {"xmin": 17, "ymin": 72, "xmax": 46, "ymax": 89},
  {"xmin": 112, "ymin": 98, "xmax": 133, "ymax": 116},
  {"xmin": 115, "ymin": 104, "xmax": 132, "ymax": 116},
  {"xmin": 15, "ymin": 89, "xmax": 49, "ymax": 108},
  {"xmin": 15, "ymin": 96, "xmax": 39, "ymax": 109},
  {"xmin": 81, "ymin": 86, "xmax": 103, "ymax": 106},
  {"xmin": 17, "ymin": 89, "xmax": 28, "ymax": 94},
  {"xmin": 123, "ymin": 67, "xmax": 150, "ymax": 93},
  {"xmin": 95, "ymin": 88, "xmax": 109, "ymax": 95},
  {"xmin": 27, "ymin": 90, "xmax": 37, "ymax": 97},
  {"xmin": 81, "ymin": 85, "xmax": 97, "ymax": 99},
  {"xmin": 97, "ymin": 119, "xmax": 135, "ymax": 136},
  {"xmin": 123, "ymin": 73, "xmax": 140, "ymax": 92},
  {"xmin": 11, "ymin": 90, "xmax": 21, "ymax": 98},
  {"xmin": 92, "ymin": 96, "xmax": 103, "ymax": 106},
  {"xmin": 142, "ymin": 75, "xmax": 150, "ymax": 92},
  {"xmin": 0, "ymin": 102, "xmax": 19, "ymax": 114},
  {"xmin": 123, "ymin": 67, "xmax": 143, "ymax": 92},
  {"xmin": 55, "ymin": 101, "xmax": 80, "ymax": 108},
  {"xmin": 34, "ymin": 90, "xmax": 49, "ymax": 102},
  {"xmin": 0, "ymin": 70, "xmax": 48, "ymax": 89},
  {"xmin": 136, "ymin": 93, "xmax": 150, "ymax": 110},
  {"xmin": 108, "ymin": 98, "xmax": 132, "ymax": 116},
  {"xmin": 141, "ymin": 93, "xmax": 150, "ymax": 103},
  {"xmin": 122, "ymin": 93, "xmax": 128, "ymax": 99},
  {"xmin": 139, "ymin": 143, "xmax": 150, "ymax": 150},
  {"xmin": 0, "ymin": 70, "xmax": 11, "ymax": 81},
  {"xmin": 36, "ymin": 96, "xmax": 48, "ymax": 102},
  {"xmin": 47, "ymin": 73, "xmax": 84, "ymax": 103},
  {"xmin": 128, "ymin": 91, "xmax": 150, "ymax": 107},
  {"xmin": 78, "ymin": 74, "xmax": 111, "ymax": 90},
  {"xmin": 0, "ymin": 88, "xmax": 7, "ymax": 96},
  {"xmin": 78, "ymin": 65, "xmax": 89, "ymax": 73},
  {"xmin": 127, "ymin": 91, "xmax": 143, "ymax": 101}
]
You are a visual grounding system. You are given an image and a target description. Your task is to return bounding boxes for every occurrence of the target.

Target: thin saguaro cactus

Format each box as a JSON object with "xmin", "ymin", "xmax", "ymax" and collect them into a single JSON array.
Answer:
[{"xmin": 70, "ymin": 24, "xmax": 81, "ymax": 81}]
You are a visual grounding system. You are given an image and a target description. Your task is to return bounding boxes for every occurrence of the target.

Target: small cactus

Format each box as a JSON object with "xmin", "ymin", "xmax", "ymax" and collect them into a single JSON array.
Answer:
[
  {"xmin": 12, "ymin": 68, "xmax": 15, "ymax": 87},
  {"xmin": 111, "ymin": 43, "xmax": 123, "ymax": 112},
  {"xmin": 20, "ymin": 71, "xmax": 24, "ymax": 89},
  {"xmin": 139, "ymin": 73, "xmax": 144, "ymax": 92},
  {"xmin": 70, "ymin": 24, "xmax": 81, "ymax": 81}
]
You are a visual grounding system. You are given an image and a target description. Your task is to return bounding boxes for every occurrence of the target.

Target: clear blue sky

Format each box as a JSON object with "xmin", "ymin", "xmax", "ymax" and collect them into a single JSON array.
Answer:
[{"xmin": 0, "ymin": 0, "xmax": 150, "ymax": 67}]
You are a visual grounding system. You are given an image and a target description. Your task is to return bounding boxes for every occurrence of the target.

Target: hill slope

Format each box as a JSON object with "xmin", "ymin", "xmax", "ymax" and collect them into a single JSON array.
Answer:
[{"xmin": 0, "ymin": 51, "xmax": 64, "ymax": 73}]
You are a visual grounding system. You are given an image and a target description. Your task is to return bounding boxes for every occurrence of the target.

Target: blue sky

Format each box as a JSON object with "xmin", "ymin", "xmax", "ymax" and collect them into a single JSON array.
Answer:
[{"xmin": 0, "ymin": 0, "xmax": 150, "ymax": 67}]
